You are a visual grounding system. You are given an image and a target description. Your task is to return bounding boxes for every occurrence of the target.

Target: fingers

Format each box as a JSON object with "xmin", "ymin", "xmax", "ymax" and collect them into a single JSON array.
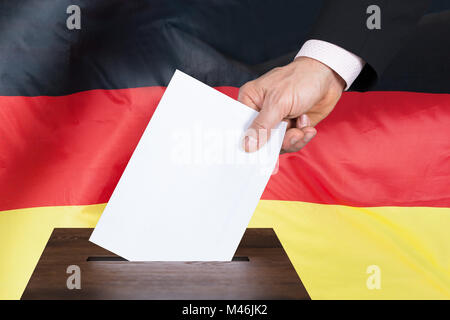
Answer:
[
  {"xmin": 281, "ymin": 114, "xmax": 317, "ymax": 153},
  {"xmin": 281, "ymin": 127, "xmax": 316, "ymax": 153},
  {"xmin": 243, "ymin": 105, "xmax": 284, "ymax": 152},
  {"xmin": 239, "ymin": 81, "xmax": 285, "ymax": 153},
  {"xmin": 239, "ymin": 80, "xmax": 316, "ymax": 153},
  {"xmin": 238, "ymin": 81, "xmax": 260, "ymax": 111}
]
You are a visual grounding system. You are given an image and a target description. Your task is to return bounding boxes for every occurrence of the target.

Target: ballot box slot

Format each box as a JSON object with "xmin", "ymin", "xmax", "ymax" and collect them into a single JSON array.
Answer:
[
  {"xmin": 86, "ymin": 256, "xmax": 249, "ymax": 262},
  {"xmin": 87, "ymin": 256, "xmax": 128, "ymax": 262},
  {"xmin": 232, "ymin": 256, "xmax": 249, "ymax": 261}
]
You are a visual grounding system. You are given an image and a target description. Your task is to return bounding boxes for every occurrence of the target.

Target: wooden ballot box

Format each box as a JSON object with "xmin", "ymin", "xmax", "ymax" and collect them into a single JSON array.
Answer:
[{"xmin": 22, "ymin": 228, "xmax": 310, "ymax": 299}]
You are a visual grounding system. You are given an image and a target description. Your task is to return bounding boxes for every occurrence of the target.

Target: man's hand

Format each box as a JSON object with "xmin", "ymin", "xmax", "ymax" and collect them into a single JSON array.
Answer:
[{"xmin": 238, "ymin": 56, "xmax": 346, "ymax": 153}]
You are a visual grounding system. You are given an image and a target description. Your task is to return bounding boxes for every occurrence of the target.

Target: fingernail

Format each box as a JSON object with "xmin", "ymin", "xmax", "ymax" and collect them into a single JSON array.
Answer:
[
  {"xmin": 303, "ymin": 131, "xmax": 316, "ymax": 143},
  {"xmin": 245, "ymin": 135, "xmax": 258, "ymax": 152},
  {"xmin": 243, "ymin": 129, "xmax": 258, "ymax": 152},
  {"xmin": 290, "ymin": 137, "xmax": 299, "ymax": 145},
  {"xmin": 300, "ymin": 114, "xmax": 310, "ymax": 128}
]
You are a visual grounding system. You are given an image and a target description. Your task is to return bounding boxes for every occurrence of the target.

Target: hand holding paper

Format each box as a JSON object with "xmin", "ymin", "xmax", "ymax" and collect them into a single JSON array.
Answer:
[{"xmin": 90, "ymin": 70, "xmax": 286, "ymax": 261}]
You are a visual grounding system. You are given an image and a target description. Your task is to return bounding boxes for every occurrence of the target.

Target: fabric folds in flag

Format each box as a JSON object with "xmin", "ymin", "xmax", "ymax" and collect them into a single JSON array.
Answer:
[{"xmin": 0, "ymin": 1, "xmax": 449, "ymax": 299}]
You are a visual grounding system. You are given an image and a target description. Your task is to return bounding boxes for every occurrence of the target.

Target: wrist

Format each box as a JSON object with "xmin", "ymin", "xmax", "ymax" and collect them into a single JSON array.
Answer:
[{"xmin": 293, "ymin": 56, "xmax": 346, "ymax": 92}]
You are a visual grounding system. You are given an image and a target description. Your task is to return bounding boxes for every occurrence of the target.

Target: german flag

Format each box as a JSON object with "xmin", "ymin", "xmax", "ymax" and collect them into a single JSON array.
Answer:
[{"xmin": 0, "ymin": 1, "xmax": 449, "ymax": 299}]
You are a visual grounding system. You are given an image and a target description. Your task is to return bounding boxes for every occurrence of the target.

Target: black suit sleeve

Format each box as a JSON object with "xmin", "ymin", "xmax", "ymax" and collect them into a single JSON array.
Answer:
[{"xmin": 310, "ymin": 0, "xmax": 431, "ymax": 90}]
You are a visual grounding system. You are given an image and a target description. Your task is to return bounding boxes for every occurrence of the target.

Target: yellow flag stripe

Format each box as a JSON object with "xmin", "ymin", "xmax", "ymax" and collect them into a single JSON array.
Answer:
[
  {"xmin": 1, "ymin": 201, "xmax": 449, "ymax": 300},
  {"xmin": 249, "ymin": 201, "xmax": 450, "ymax": 299}
]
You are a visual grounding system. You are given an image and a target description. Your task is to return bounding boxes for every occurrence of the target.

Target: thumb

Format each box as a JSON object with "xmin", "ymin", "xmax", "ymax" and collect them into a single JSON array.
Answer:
[{"xmin": 243, "ymin": 104, "xmax": 284, "ymax": 153}]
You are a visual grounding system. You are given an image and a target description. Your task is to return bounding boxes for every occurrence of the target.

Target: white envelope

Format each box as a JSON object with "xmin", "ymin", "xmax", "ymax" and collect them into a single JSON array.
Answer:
[{"xmin": 90, "ymin": 70, "xmax": 286, "ymax": 261}]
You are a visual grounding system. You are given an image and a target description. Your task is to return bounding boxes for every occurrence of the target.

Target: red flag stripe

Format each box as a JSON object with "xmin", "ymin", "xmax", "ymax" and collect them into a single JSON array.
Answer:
[{"xmin": 0, "ymin": 88, "xmax": 449, "ymax": 211}]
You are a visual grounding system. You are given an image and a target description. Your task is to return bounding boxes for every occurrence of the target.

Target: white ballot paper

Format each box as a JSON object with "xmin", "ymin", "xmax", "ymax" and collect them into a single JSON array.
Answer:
[{"xmin": 90, "ymin": 70, "xmax": 287, "ymax": 261}]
